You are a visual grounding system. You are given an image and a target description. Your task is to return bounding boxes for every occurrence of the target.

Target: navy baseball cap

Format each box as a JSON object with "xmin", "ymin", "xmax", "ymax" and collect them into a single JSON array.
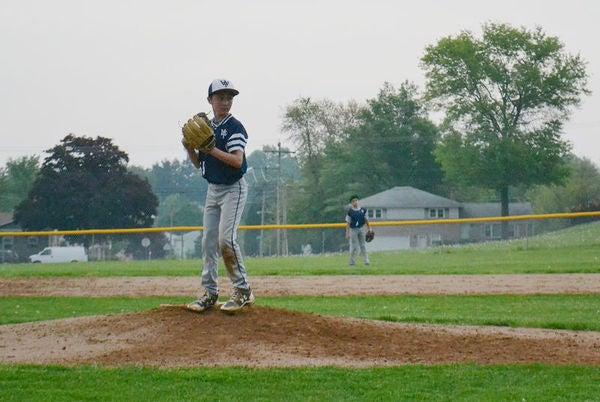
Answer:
[
  {"xmin": 349, "ymin": 195, "xmax": 359, "ymax": 202},
  {"xmin": 208, "ymin": 79, "xmax": 239, "ymax": 97}
]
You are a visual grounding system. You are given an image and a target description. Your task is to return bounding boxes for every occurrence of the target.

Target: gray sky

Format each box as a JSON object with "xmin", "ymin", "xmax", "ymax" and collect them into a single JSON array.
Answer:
[{"xmin": 1, "ymin": 0, "xmax": 599, "ymax": 169}]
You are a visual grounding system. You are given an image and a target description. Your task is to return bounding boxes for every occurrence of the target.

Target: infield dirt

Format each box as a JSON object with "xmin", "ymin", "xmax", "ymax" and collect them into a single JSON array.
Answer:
[{"xmin": 1, "ymin": 275, "xmax": 599, "ymax": 368}]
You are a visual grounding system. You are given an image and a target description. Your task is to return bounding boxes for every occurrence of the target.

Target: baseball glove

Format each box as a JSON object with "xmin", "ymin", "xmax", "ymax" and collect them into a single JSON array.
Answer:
[
  {"xmin": 182, "ymin": 113, "xmax": 216, "ymax": 153},
  {"xmin": 365, "ymin": 230, "xmax": 375, "ymax": 242}
]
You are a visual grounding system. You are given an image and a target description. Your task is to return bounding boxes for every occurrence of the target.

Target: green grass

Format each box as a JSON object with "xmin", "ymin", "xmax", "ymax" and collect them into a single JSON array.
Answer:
[
  {"xmin": 1, "ymin": 222, "xmax": 599, "ymax": 278},
  {"xmin": 0, "ymin": 297, "xmax": 177, "ymax": 324},
  {"xmin": 2, "ymin": 295, "xmax": 599, "ymax": 331},
  {"xmin": 260, "ymin": 295, "xmax": 600, "ymax": 331},
  {"xmin": 1, "ymin": 240, "xmax": 599, "ymax": 278},
  {"xmin": 1, "ymin": 222, "xmax": 599, "ymax": 400},
  {"xmin": 1, "ymin": 365, "xmax": 599, "ymax": 401}
]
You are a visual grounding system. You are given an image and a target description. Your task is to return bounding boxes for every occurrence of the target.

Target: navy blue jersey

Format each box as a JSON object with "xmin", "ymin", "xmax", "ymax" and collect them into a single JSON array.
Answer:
[
  {"xmin": 346, "ymin": 207, "xmax": 367, "ymax": 228},
  {"xmin": 200, "ymin": 114, "xmax": 248, "ymax": 184}
]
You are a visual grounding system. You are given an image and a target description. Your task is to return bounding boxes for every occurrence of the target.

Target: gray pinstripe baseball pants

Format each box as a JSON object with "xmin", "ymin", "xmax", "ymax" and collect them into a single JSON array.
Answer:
[
  {"xmin": 201, "ymin": 178, "xmax": 250, "ymax": 295},
  {"xmin": 349, "ymin": 226, "xmax": 369, "ymax": 265}
]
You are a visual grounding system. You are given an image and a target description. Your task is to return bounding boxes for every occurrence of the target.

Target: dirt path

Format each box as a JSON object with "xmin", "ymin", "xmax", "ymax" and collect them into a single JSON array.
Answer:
[
  {"xmin": 2, "ymin": 274, "xmax": 599, "ymax": 297},
  {"xmin": 1, "ymin": 275, "xmax": 599, "ymax": 368}
]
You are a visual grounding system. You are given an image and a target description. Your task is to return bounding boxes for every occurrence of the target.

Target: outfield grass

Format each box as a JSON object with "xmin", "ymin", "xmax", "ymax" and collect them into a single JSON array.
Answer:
[
  {"xmin": 1, "ymin": 223, "xmax": 599, "ymax": 401},
  {"xmin": 1, "ymin": 365, "xmax": 599, "ymax": 402},
  {"xmin": 1, "ymin": 236, "xmax": 599, "ymax": 278}
]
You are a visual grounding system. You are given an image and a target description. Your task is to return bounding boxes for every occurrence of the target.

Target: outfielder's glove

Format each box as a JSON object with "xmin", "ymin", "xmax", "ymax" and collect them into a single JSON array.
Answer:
[
  {"xmin": 365, "ymin": 230, "xmax": 375, "ymax": 242},
  {"xmin": 182, "ymin": 113, "xmax": 216, "ymax": 153}
]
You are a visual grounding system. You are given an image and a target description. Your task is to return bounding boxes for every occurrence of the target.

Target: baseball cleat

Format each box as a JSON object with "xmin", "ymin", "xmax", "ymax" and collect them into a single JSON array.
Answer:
[
  {"xmin": 220, "ymin": 287, "xmax": 255, "ymax": 313},
  {"xmin": 186, "ymin": 291, "xmax": 219, "ymax": 312}
]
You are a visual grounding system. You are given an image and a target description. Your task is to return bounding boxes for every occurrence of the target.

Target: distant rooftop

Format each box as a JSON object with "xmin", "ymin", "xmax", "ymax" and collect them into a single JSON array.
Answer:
[
  {"xmin": 461, "ymin": 203, "xmax": 533, "ymax": 218},
  {"xmin": 0, "ymin": 212, "xmax": 14, "ymax": 227},
  {"xmin": 359, "ymin": 187, "xmax": 533, "ymax": 217},
  {"xmin": 360, "ymin": 186, "xmax": 462, "ymax": 208}
]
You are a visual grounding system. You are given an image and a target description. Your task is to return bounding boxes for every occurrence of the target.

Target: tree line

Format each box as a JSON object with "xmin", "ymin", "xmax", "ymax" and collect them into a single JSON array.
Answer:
[{"xmin": 1, "ymin": 23, "xmax": 598, "ymax": 257}]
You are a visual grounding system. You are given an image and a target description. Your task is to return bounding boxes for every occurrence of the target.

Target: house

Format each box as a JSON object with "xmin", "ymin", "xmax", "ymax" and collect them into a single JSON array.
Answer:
[
  {"xmin": 0, "ymin": 213, "xmax": 47, "ymax": 263},
  {"xmin": 360, "ymin": 186, "xmax": 533, "ymax": 251},
  {"xmin": 460, "ymin": 202, "xmax": 535, "ymax": 242}
]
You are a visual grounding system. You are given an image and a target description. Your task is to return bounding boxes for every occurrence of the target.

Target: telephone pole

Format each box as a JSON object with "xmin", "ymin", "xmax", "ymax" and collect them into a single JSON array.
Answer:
[{"xmin": 266, "ymin": 142, "xmax": 293, "ymax": 256}]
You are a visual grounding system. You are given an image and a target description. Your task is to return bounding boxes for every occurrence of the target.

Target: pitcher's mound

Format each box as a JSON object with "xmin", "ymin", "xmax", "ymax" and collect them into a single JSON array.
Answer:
[{"xmin": 1, "ymin": 306, "xmax": 599, "ymax": 368}]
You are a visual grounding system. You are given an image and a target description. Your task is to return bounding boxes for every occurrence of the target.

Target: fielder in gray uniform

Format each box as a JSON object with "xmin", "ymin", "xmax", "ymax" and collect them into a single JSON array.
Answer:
[
  {"xmin": 345, "ymin": 195, "xmax": 371, "ymax": 266},
  {"xmin": 183, "ymin": 79, "xmax": 254, "ymax": 313}
]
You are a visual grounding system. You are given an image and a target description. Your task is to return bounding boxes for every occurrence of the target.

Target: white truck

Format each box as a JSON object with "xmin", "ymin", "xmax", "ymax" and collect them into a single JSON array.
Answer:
[{"xmin": 29, "ymin": 246, "xmax": 88, "ymax": 264}]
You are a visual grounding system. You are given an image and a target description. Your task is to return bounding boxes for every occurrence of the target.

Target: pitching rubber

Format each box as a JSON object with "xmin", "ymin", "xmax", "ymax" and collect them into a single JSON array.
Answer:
[
  {"xmin": 159, "ymin": 302, "xmax": 253, "ymax": 314},
  {"xmin": 159, "ymin": 302, "xmax": 224, "ymax": 312}
]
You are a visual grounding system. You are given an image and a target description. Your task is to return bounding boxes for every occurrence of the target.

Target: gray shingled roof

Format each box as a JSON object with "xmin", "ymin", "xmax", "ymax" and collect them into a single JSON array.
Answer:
[
  {"xmin": 0, "ymin": 213, "xmax": 14, "ymax": 227},
  {"xmin": 461, "ymin": 202, "xmax": 533, "ymax": 218},
  {"xmin": 360, "ymin": 186, "xmax": 462, "ymax": 208}
]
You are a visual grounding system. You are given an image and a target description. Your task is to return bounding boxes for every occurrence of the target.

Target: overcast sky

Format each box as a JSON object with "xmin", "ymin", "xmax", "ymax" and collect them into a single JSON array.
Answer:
[{"xmin": 1, "ymin": 0, "xmax": 598, "ymax": 170}]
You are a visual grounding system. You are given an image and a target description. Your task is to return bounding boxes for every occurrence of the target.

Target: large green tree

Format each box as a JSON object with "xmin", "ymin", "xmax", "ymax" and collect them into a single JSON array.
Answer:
[
  {"xmin": 527, "ymin": 156, "xmax": 600, "ymax": 230},
  {"xmin": 282, "ymin": 97, "xmax": 362, "ymax": 218},
  {"xmin": 324, "ymin": 81, "xmax": 443, "ymax": 206},
  {"xmin": 0, "ymin": 156, "xmax": 39, "ymax": 213},
  {"xmin": 281, "ymin": 84, "xmax": 442, "ymax": 253},
  {"xmin": 421, "ymin": 23, "xmax": 589, "ymax": 237},
  {"xmin": 282, "ymin": 97, "xmax": 361, "ymax": 194},
  {"xmin": 14, "ymin": 134, "xmax": 158, "ymax": 231}
]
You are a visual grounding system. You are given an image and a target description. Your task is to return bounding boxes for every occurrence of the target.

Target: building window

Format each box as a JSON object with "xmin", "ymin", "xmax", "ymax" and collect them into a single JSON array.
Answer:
[
  {"xmin": 428, "ymin": 208, "xmax": 446, "ymax": 219},
  {"xmin": 367, "ymin": 209, "xmax": 383, "ymax": 219},
  {"xmin": 484, "ymin": 223, "xmax": 502, "ymax": 239}
]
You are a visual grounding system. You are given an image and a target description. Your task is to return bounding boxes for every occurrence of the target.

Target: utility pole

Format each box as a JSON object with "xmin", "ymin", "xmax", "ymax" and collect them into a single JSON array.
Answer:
[
  {"xmin": 259, "ymin": 189, "xmax": 266, "ymax": 257},
  {"xmin": 276, "ymin": 142, "xmax": 281, "ymax": 256},
  {"xmin": 265, "ymin": 142, "xmax": 293, "ymax": 256}
]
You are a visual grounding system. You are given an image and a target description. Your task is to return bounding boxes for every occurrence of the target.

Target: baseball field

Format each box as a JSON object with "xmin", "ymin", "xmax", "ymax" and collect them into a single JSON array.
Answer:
[{"xmin": 1, "ymin": 222, "xmax": 599, "ymax": 400}]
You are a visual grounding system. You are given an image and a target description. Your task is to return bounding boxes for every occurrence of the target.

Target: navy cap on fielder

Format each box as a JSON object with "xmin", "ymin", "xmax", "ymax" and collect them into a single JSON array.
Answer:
[{"xmin": 208, "ymin": 79, "xmax": 239, "ymax": 97}]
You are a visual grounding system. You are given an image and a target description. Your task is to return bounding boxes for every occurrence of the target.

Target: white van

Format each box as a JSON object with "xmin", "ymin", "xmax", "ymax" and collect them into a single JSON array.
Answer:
[{"xmin": 29, "ymin": 246, "xmax": 88, "ymax": 264}]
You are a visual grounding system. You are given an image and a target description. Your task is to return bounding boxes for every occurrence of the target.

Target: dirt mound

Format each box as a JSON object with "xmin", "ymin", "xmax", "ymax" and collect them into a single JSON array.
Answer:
[
  {"xmin": 1, "ymin": 275, "xmax": 599, "ymax": 368},
  {"xmin": 2, "ymin": 306, "xmax": 599, "ymax": 368}
]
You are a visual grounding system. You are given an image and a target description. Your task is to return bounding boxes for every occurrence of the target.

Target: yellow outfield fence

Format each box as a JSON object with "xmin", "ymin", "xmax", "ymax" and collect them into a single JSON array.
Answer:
[{"xmin": 0, "ymin": 211, "xmax": 599, "ymax": 237}]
